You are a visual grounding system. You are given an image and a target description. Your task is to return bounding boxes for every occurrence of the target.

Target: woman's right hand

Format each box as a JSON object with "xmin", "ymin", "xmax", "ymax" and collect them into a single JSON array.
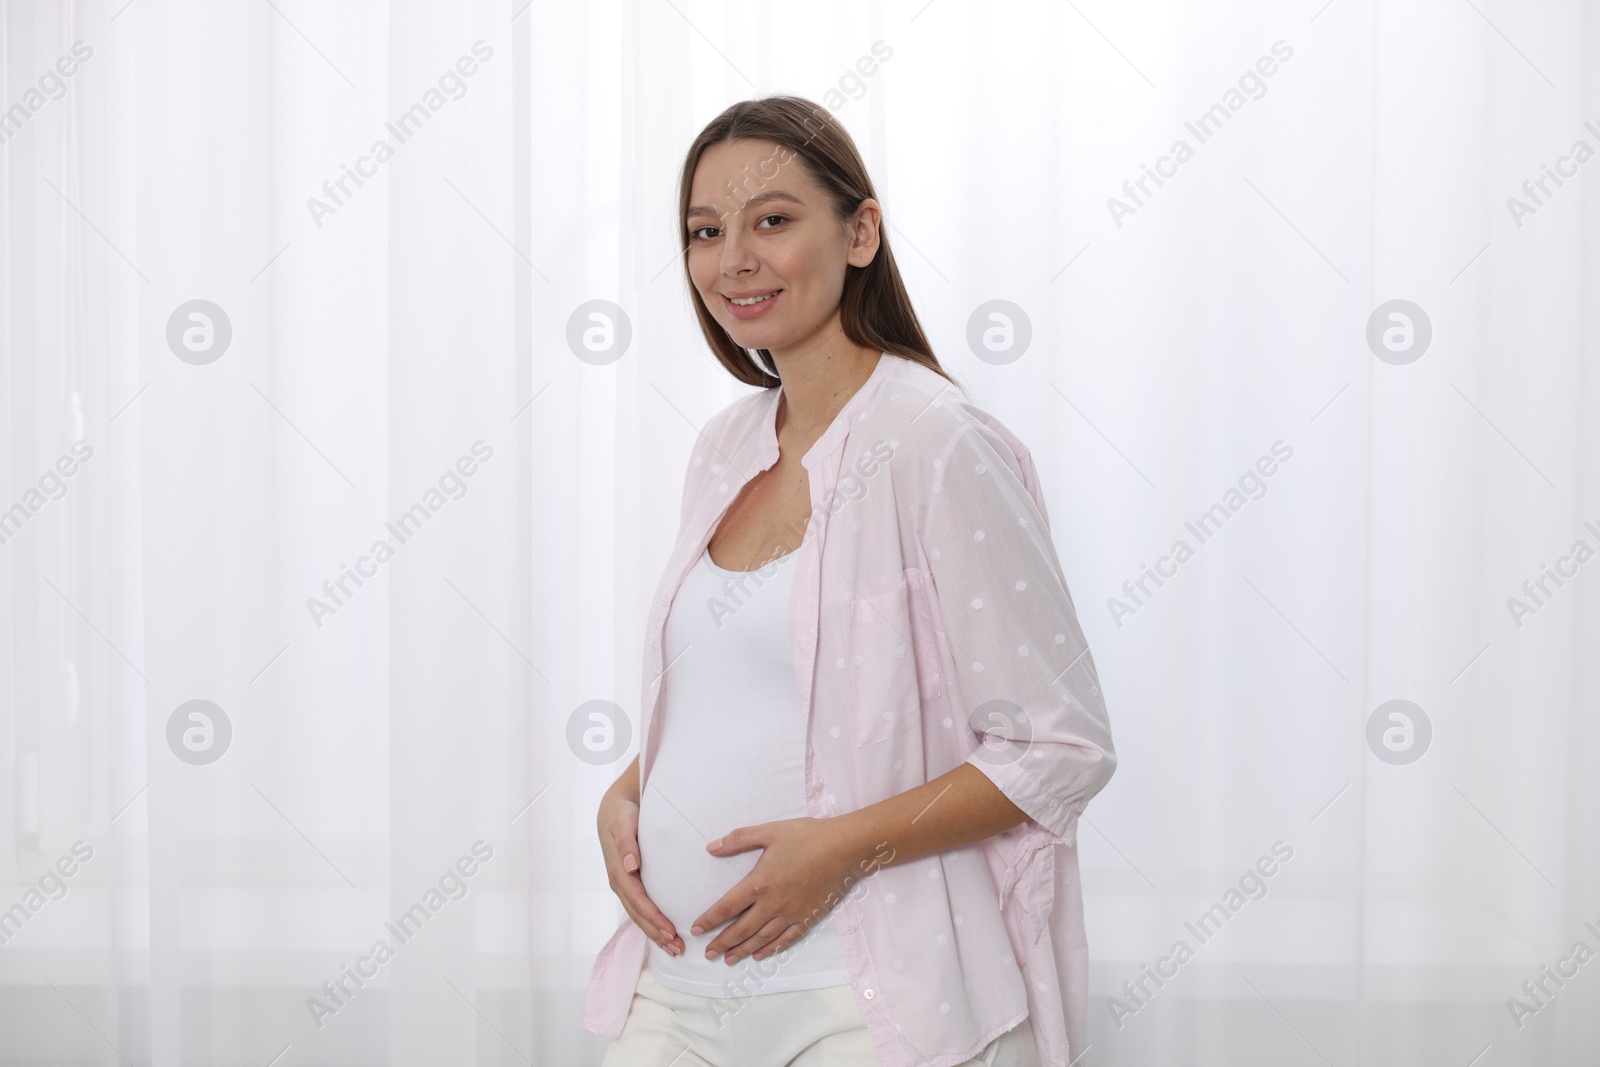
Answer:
[{"xmin": 599, "ymin": 789, "xmax": 683, "ymax": 956}]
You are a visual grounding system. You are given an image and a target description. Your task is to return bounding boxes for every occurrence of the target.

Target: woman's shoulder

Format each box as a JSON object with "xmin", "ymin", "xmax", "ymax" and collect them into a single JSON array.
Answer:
[
  {"xmin": 870, "ymin": 355, "xmax": 1035, "ymax": 477},
  {"xmin": 686, "ymin": 384, "xmax": 777, "ymax": 463},
  {"xmin": 874, "ymin": 355, "xmax": 1051, "ymax": 536}
]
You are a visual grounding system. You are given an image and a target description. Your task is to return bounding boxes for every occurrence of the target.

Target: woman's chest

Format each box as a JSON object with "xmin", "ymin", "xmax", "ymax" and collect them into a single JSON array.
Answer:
[{"xmin": 706, "ymin": 456, "xmax": 813, "ymax": 571}]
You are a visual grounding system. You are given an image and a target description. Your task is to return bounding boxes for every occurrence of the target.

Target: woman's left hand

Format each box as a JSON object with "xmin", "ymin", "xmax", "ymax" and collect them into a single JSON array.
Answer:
[{"xmin": 691, "ymin": 817, "xmax": 865, "ymax": 965}]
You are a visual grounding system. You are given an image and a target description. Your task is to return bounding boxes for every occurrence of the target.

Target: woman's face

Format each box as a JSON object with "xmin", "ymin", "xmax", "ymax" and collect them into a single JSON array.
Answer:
[{"xmin": 685, "ymin": 138, "xmax": 879, "ymax": 360}]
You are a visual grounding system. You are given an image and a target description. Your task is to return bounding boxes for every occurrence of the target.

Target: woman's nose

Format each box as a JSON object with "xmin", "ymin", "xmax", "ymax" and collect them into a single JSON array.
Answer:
[{"xmin": 719, "ymin": 219, "xmax": 759, "ymax": 275}]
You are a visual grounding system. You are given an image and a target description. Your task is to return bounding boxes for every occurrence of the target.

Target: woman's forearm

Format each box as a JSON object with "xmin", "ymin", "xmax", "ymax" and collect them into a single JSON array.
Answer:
[
  {"xmin": 606, "ymin": 754, "xmax": 641, "ymax": 807},
  {"xmin": 828, "ymin": 762, "xmax": 1031, "ymax": 875}
]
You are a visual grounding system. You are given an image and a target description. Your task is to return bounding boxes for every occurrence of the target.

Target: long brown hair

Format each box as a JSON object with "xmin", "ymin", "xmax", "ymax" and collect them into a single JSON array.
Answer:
[{"xmin": 677, "ymin": 95, "xmax": 963, "ymax": 394}]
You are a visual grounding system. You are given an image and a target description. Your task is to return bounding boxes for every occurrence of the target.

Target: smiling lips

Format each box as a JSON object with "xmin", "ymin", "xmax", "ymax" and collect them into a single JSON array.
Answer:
[{"xmin": 721, "ymin": 288, "xmax": 783, "ymax": 320}]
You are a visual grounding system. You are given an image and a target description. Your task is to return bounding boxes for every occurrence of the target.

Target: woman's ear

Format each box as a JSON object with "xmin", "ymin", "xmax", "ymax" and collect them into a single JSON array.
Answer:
[{"xmin": 847, "ymin": 198, "xmax": 882, "ymax": 268}]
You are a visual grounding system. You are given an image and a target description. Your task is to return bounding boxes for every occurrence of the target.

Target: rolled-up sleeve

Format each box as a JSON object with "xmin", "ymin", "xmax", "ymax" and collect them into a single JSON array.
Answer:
[{"xmin": 918, "ymin": 420, "xmax": 1117, "ymax": 846}]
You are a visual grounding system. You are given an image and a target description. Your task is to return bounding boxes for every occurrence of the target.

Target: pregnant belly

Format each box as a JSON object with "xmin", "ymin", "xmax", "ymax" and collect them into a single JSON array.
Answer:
[{"xmin": 635, "ymin": 789, "xmax": 763, "ymax": 933}]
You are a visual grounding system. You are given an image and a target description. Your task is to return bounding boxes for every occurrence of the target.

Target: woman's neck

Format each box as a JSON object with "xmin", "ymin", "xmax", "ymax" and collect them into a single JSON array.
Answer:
[{"xmin": 771, "ymin": 343, "xmax": 882, "ymax": 441}]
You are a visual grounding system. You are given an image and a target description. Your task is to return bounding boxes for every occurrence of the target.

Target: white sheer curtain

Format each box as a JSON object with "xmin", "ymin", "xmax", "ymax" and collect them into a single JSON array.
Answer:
[{"xmin": 2, "ymin": 0, "xmax": 1597, "ymax": 1064}]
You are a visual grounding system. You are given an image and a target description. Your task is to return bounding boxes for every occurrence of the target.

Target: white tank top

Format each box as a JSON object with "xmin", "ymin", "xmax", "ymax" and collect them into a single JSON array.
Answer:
[{"xmin": 637, "ymin": 544, "xmax": 852, "ymax": 997}]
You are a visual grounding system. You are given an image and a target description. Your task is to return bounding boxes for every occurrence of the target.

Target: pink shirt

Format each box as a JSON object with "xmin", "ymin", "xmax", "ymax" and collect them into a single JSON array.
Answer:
[{"xmin": 583, "ymin": 351, "xmax": 1118, "ymax": 1067}]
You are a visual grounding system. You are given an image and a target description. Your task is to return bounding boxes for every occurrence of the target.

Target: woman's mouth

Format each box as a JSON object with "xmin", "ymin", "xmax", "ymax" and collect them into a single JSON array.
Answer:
[{"xmin": 722, "ymin": 289, "xmax": 782, "ymax": 320}]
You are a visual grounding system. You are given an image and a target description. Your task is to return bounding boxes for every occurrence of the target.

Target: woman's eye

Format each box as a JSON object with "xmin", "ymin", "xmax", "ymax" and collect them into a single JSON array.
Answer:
[{"xmin": 688, "ymin": 216, "xmax": 783, "ymax": 241}]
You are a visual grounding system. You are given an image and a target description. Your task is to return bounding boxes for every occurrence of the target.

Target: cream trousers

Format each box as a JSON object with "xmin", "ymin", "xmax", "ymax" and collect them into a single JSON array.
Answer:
[{"xmin": 601, "ymin": 965, "xmax": 1041, "ymax": 1067}]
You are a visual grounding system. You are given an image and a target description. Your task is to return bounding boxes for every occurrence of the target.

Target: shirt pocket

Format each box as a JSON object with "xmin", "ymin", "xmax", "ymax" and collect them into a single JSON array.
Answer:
[{"xmin": 847, "ymin": 578, "xmax": 923, "ymax": 747}]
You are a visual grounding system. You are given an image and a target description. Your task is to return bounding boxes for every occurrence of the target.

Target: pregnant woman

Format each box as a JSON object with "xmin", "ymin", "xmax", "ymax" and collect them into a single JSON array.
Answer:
[{"xmin": 585, "ymin": 96, "xmax": 1117, "ymax": 1067}]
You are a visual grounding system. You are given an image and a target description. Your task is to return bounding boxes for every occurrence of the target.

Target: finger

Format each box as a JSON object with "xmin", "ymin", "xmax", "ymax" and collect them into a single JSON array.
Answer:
[
  {"xmin": 599, "ymin": 813, "xmax": 678, "ymax": 953},
  {"xmin": 706, "ymin": 824, "xmax": 761, "ymax": 857},
  {"xmin": 704, "ymin": 902, "xmax": 767, "ymax": 960},
  {"xmin": 691, "ymin": 880, "xmax": 757, "ymax": 939},
  {"xmin": 619, "ymin": 873, "xmax": 679, "ymax": 945},
  {"xmin": 604, "ymin": 834, "xmax": 671, "ymax": 936},
  {"xmin": 604, "ymin": 840, "xmax": 679, "ymax": 950},
  {"xmin": 751, "ymin": 921, "xmax": 808, "ymax": 961},
  {"xmin": 609, "ymin": 826, "xmax": 641, "ymax": 874},
  {"xmin": 726, "ymin": 917, "xmax": 794, "ymax": 964},
  {"xmin": 620, "ymin": 897, "xmax": 683, "ymax": 955}
]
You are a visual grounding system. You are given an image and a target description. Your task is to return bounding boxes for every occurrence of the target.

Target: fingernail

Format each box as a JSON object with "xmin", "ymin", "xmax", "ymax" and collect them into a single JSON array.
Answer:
[
  {"xmin": 624, "ymin": 854, "xmax": 638, "ymax": 872},
  {"xmin": 658, "ymin": 927, "xmax": 672, "ymax": 941},
  {"xmin": 705, "ymin": 948, "xmax": 718, "ymax": 959},
  {"xmin": 691, "ymin": 924, "xmax": 703, "ymax": 936}
]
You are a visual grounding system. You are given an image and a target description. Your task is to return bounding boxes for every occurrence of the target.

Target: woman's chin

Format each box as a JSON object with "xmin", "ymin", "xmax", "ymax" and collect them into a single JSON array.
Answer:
[{"xmin": 728, "ymin": 330, "xmax": 776, "ymax": 351}]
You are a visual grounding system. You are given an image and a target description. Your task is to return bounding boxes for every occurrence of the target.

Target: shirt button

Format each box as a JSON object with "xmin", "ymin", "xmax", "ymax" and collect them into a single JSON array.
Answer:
[
  {"xmin": 863, "ymin": 988, "xmax": 875, "ymax": 999},
  {"xmin": 845, "ymin": 923, "xmax": 856, "ymax": 933},
  {"xmin": 812, "ymin": 781, "xmax": 824, "ymax": 793}
]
